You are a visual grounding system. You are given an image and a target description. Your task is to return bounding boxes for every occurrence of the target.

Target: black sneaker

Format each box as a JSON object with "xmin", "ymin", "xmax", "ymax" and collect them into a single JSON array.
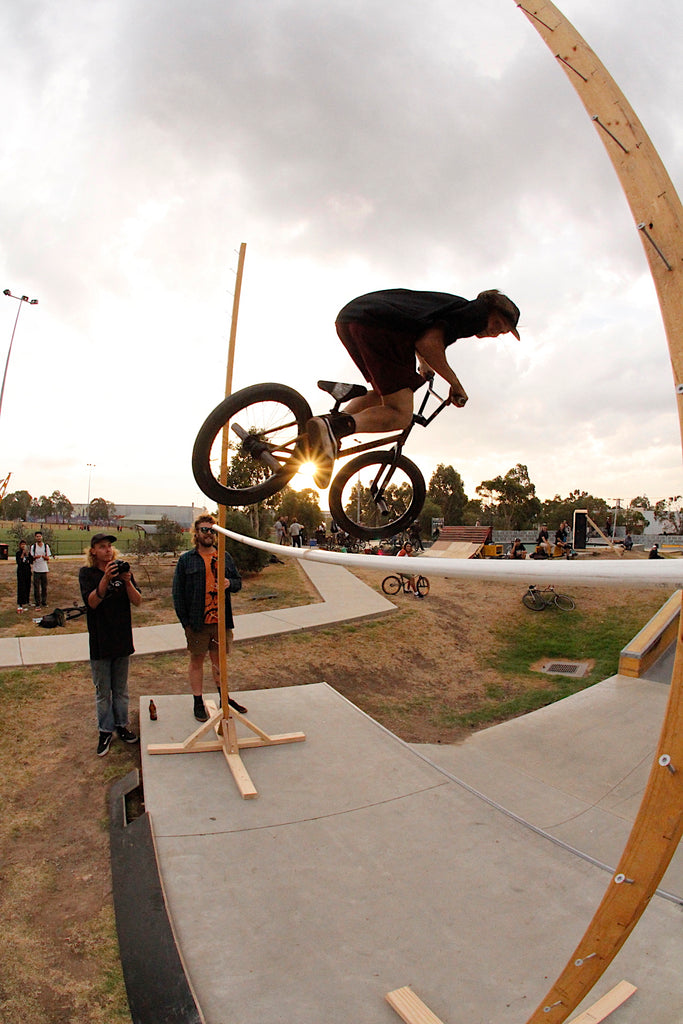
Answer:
[
  {"xmin": 306, "ymin": 416, "xmax": 338, "ymax": 489},
  {"xmin": 228, "ymin": 697, "xmax": 248, "ymax": 715},
  {"xmin": 193, "ymin": 700, "xmax": 209, "ymax": 722},
  {"xmin": 117, "ymin": 726, "xmax": 139, "ymax": 744},
  {"xmin": 97, "ymin": 732, "xmax": 113, "ymax": 757}
]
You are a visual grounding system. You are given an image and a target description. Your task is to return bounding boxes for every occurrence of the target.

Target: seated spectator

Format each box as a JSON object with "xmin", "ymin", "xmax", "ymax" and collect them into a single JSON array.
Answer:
[
  {"xmin": 622, "ymin": 532, "xmax": 633, "ymax": 551},
  {"xmin": 554, "ymin": 520, "xmax": 571, "ymax": 556},
  {"xmin": 398, "ymin": 542, "xmax": 423, "ymax": 598},
  {"xmin": 649, "ymin": 543, "xmax": 663, "ymax": 559},
  {"xmin": 536, "ymin": 525, "xmax": 552, "ymax": 556},
  {"xmin": 509, "ymin": 538, "xmax": 527, "ymax": 559}
]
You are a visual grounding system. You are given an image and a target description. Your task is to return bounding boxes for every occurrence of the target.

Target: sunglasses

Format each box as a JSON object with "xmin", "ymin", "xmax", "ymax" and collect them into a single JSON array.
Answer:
[{"xmin": 198, "ymin": 526, "xmax": 215, "ymax": 534}]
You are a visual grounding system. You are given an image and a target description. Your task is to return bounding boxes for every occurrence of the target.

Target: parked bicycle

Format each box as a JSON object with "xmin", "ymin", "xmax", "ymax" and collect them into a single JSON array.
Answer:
[
  {"xmin": 382, "ymin": 574, "xmax": 430, "ymax": 597},
  {"xmin": 522, "ymin": 584, "xmax": 575, "ymax": 611},
  {"xmin": 192, "ymin": 377, "xmax": 452, "ymax": 541}
]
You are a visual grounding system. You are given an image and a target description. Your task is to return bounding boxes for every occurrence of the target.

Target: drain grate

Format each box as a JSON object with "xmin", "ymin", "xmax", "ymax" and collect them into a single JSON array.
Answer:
[{"xmin": 540, "ymin": 660, "xmax": 591, "ymax": 678}]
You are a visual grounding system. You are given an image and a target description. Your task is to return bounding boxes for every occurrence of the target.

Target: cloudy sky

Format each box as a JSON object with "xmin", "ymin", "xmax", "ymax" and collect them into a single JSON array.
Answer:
[{"xmin": 1, "ymin": 0, "xmax": 681, "ymax": 513}]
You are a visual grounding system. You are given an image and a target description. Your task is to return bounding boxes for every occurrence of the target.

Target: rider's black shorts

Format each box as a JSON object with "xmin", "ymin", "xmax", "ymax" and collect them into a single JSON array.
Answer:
[{"xmin": 335, "ymin": 321, "xmax": 425, "ymax": 396}]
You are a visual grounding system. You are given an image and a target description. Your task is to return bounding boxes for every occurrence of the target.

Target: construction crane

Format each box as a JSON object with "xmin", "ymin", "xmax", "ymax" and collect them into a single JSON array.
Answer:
[{"xmin": 0, "ymin": 472, "xmax": 11, "ymax": 502}]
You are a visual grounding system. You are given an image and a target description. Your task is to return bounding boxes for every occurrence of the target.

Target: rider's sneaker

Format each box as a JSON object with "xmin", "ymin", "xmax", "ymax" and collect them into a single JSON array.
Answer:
[{"xmin": 306, "ymin": 416, "xmax": 339, "ymax": 489}]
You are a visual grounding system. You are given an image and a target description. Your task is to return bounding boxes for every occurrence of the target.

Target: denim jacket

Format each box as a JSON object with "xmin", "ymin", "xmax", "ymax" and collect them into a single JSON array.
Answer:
[{"xmin": 172, "ymin": 547, "xmax": 242, "ymax": 631}]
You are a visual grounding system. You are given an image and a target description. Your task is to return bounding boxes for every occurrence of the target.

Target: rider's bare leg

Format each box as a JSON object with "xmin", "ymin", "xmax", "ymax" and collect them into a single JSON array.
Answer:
[{"xmin": 344, "ymin": 387, "xmax": 413, "ymax": 433}]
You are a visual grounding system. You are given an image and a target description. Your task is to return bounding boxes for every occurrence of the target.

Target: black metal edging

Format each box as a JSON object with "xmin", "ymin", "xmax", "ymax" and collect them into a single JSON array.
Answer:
[{"xmin": 109, "ymin": 769, "xmax": 204, "ymax": 1024}]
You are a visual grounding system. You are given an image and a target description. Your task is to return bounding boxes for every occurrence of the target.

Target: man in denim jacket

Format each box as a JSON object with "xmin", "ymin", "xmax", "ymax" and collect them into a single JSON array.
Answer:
[{"xmin": 172, "ymin": 514, "xmax": 246, "ymax": 721}]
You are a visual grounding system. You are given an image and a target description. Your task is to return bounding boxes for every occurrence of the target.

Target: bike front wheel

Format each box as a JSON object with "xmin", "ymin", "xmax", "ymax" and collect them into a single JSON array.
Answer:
[
  {"xmin": 381, "ymin": 575, "xmax": 402, "ymax": 596},
  {"xmin": 522, "ymin": 590, "xmax": 546, "ymax": 611},
  {"xmin": 328, "ymin": 451, "xmax": 426, "ymax": 541},
  {"xmin": 416, "ymin": 575, "xmax": 430, "ymax": 597},
  {"xmin": 192, "ymin": 383, "xmax": 312, "ymax": 506},
  {"xmin": 554, "ymin": 593, "xmax": 575, "ymax": 611}
]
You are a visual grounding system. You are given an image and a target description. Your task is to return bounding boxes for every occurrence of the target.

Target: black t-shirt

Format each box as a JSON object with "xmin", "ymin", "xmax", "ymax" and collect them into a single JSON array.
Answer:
[
  {"xmin": 336, "ymin": 289, "xmax": 489, "ymax": 347},
  {"xmin": 79, "ymin": 566, "xmax": 138, "ymax": 660}
]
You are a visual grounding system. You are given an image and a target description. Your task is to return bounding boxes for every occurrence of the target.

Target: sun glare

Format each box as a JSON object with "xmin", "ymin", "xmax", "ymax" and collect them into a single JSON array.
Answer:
[{"xmin": 290, "ymin": 461, "xmax": 323, "ymax": 491}]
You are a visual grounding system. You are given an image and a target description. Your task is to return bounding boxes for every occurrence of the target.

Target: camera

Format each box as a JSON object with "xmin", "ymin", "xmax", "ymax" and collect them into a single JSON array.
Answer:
[{"xmin": 113, "ymin": 559, "xmax": 130, "ymax": 575}]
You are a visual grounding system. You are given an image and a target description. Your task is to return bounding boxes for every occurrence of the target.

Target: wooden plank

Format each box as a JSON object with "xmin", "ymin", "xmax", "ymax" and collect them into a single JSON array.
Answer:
[
  {"xmin": 224, "ymin": 752, "xmax": 258, "ymax": 799},
  {"xmin": 238, "ymin": 731, "xmax": 307, "ymax": 749},
  {"xmin": 567, "ymin": 981, "xmax": 637, "ymax": 1024},
  {"xmin": 618, "ymin": 591, "xmax": 680, "ymax": 677},
  {"xmin": 386, "ymin": 987, "xmax": 446, "ymax": 1024},
  {"xmin": 147, "ymin": 741, "xmax": 224, "ymax": 755}
]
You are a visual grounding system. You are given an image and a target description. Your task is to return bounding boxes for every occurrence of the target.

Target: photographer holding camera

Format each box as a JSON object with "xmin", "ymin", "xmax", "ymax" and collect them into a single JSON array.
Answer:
[{"xmin": 79, "ymin": 532, "xmax": 142, "ymax": 757}]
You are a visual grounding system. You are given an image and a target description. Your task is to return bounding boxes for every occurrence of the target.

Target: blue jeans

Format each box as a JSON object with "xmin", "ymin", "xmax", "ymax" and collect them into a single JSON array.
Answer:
[{"xmin": 90, "ymin": 656, "xmax": 130, "ymax": 733}]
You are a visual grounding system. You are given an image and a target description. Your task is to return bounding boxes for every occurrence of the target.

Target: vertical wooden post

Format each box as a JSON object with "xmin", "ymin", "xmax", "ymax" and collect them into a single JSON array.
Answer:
[{"xmin": 217, "ymin": 243, "xmax": 247, "ymax": 721}]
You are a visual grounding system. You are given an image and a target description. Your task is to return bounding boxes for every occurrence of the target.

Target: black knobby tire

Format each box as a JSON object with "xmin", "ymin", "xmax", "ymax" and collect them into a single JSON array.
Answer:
[
  {"xmin": 328, "ymin": 451, "xmax": 426, "ymax": 541},
  {"xmin": 192, "ymin": 383, "xmax": 312, "ymax": 506},
  {"xmin": 381, "ymin": 575, "xmax": 402, "ymax": 596},
  {"xmin": 554, "ymin": 593, "xmax": 575, "ymax": 611},
  {"xmin": 522, "ymin": 590, "xmax": 546, "ymax": 611},
  {"xmin": 416, "ymin": 575, "xmax": 430, "ymax": 597}
]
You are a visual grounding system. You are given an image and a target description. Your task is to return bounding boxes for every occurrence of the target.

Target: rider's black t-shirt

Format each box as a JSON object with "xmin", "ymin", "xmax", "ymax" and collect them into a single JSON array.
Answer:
[{"xmin": 336, "ymin": 289, "xmax": 490, "ymax": 347}]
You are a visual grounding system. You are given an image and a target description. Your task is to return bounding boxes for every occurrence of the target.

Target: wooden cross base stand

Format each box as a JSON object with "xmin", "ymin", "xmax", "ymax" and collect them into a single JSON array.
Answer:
[
  {"xmin": 146, "ymin": 700, "xmax": 305, "ymax": 799},
  {"xmin": 385, "ymin": 980, "xmax": 636, "ymax": 1024}
]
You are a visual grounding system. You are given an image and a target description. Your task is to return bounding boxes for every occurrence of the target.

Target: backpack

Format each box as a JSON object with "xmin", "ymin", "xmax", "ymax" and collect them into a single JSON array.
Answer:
[{"xmin": 37, "ymin": 605, "xmax": 86, "ymax": 628}]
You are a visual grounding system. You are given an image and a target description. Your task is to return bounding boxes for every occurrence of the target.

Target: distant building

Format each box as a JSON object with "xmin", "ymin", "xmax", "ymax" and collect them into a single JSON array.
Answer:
[{"xmin": 71, "ymin": 503, "xmax": 209, "ymax": 530}]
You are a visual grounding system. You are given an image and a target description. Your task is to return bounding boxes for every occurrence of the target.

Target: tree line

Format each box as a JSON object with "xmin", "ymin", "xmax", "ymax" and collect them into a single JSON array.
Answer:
[
  {"xmin": 422, "ymin": 463, "xmax": 681, "ymax": 534},
  {"xmin": 1, "ymin": 489, "xmax": 116, "ymax": 525}
]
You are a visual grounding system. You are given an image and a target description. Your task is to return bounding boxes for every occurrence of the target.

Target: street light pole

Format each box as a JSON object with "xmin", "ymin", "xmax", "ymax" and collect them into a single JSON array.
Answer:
[
  {"xmin": 87, "ymin": 463, "xmax": 96, "ymax": 510},
  {"xmin": 1, "ymin": 289, "xmax": 39, "ymax": 424}
]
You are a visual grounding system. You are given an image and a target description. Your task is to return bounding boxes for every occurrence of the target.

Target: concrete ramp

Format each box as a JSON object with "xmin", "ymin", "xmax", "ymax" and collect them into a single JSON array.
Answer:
[{"xmin": 139, "ymin": 682, "xmax": 683, "ymax": 1023}]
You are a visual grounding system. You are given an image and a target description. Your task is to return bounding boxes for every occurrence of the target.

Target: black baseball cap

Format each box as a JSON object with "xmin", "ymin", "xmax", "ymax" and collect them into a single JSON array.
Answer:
[{"xmin": 91, "ymin": 532, "xmax": 117, "ymax": 545}]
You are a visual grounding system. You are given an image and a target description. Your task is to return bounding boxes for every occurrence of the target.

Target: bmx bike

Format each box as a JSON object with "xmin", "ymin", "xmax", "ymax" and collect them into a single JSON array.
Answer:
[
  {"xmin": 521, "ymin": 584, "xmax": 575, "ymax": 611},
  {"xmin": 192, "ymin": 377, "xmax": 451, "ymax": 542},
  {"xmin": 381, "ymin": 573, "xmax": 430, "ymax": 597}
]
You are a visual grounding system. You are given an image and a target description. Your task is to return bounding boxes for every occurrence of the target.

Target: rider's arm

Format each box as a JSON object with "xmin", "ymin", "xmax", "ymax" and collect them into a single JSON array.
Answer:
[{"xmin": 415, "ymin": 327, "xmax": 468, "ymax": 406}]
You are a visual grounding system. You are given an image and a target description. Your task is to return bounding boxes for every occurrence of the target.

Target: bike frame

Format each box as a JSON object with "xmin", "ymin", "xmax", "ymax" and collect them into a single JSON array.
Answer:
[{"xmin": 333, "ymin": 378, "xmax": 451, "ymax": 465}]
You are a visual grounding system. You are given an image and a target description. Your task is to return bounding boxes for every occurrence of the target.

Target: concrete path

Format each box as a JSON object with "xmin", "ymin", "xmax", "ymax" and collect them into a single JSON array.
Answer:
[
  {"xmin": 0, "ymin": 560, "xmax": 395, "ymax": 668},
  {"xmin": 139, "ymin": 678, "xmax": 683, "ymax": 1024}
]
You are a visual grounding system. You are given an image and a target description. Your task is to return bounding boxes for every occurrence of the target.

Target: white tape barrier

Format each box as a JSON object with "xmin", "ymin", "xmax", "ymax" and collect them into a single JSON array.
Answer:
[{"xmin": 212, "ymin": 525, "xmax": 683, "ymax": 586}]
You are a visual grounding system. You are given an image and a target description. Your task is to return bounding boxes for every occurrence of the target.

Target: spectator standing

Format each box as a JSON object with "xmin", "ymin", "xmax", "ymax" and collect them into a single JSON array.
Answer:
[
  {"xmin": 289, "ymin": 518, "xmax": 304, "ymax": 548},
  {"xmin": 274, "ymin": 518, "xmax": 286, "ymax": 544},
  {"xmin": 30, "ymin": 531, "xmax": 51, "ymax": 607},
  {"xmin": 15, "ymin": 540, "xmax": 33, "ymax": 612},
  {"xmin": 172, "ymin": 514, "xmax": 247, "ymax": 722},
  {"xmin": 408, "ymin": 522, "xmax": 424, "ymax": 551},
  {"xmin": 79, "ymin": 533, "xmax": 142, "ymax": 757}
]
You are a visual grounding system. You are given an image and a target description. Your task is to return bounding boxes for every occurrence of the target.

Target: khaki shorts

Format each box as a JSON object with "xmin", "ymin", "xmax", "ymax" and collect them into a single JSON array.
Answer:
[{"xmin": 184, "ymin": 624, "xmax": 233, "ymax": 656}]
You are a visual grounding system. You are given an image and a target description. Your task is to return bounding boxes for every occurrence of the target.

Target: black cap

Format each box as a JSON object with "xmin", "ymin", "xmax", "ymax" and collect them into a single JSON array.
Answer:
[{"xmin": 91, "ymin": 532, "xmax": 117, "ymax": 545}]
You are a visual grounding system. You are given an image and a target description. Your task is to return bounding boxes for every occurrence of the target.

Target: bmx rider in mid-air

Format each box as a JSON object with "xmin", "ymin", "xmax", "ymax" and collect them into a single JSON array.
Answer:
[{"xmin": 306, "ymin": 287, "xmax": 521, "ymax": 488}]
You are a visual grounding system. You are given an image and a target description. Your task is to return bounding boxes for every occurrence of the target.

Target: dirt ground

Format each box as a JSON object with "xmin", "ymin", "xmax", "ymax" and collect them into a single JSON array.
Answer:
[{"xmin": 0, "ymin": 550, "xmax": 674, "ymax": 1023}]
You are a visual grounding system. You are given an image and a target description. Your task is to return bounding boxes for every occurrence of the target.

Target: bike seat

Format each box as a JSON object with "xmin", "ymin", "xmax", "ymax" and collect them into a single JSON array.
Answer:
[{"xmin": 317, "ymin": 380, "xmax": 368, "ymax": 403}]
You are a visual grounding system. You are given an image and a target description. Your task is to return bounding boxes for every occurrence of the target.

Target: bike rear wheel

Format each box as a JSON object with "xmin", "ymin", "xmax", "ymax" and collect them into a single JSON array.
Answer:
[
  {"xmin": 554, "ymin": 593, "xmax": 575, "ymax": 611},
  {"xmin": 522, "ymin": 589, "xmax": 546, "ymax": 611},
  {"xmin": 192, "ymin": 384, "xmax": 312, "ymax": 506},
  {"xmin": 328, "ymin": 451, "xmax": 426, "ymax": 541},
  {"xmin": 381, "ymin": 575, "xmax": 402, "ymax": 596}
]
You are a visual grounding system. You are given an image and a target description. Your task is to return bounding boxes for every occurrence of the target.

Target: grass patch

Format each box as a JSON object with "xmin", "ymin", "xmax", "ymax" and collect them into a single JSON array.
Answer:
[{"xmin": 487, "ymin": 599, "xmax": 660, "ymax": 685}]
